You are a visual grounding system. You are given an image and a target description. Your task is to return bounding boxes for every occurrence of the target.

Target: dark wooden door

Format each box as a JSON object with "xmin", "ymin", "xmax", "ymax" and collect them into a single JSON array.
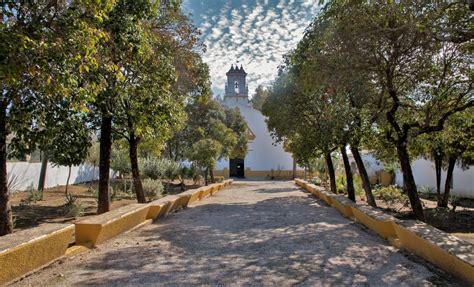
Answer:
[{"xmin": 230, "ymin": 158, "xmax": 244, "ymax": 177}]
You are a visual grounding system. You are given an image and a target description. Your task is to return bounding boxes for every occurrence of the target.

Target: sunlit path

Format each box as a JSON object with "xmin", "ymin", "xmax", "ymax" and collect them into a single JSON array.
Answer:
[{"xmin": 15, "ymin": 181, "xmax": 458, "ymax": 286}]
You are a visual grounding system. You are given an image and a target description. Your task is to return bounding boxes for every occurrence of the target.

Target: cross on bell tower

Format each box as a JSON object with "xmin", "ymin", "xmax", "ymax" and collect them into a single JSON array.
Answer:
[{"xmin": 224, "ymin": 64, "xmax": 248, "ymax": 101}]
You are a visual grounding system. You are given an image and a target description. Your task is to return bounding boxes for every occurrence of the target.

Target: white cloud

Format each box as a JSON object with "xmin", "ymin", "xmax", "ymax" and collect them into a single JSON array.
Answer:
[{"xmin": 184, "ymin": 0, "xmax": 321, "ymax": 98}]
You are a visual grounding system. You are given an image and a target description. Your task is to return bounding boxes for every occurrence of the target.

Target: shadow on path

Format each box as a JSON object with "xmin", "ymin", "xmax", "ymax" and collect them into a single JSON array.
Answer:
[{"xmin": 72, "ymin": 183, "xmax": 456, "ymax": 286}]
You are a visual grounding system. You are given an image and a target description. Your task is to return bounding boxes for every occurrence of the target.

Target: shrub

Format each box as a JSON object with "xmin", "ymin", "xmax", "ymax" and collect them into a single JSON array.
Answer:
[
  {"xmin": 110, "ymin": 147, "xmax": 131, "ymax": 176},
  {"xmin": 140, "ymin": 156, "xmax": 163, "ymax": 180},
  {"xmin": 336, "ymin": 174, "xmax": 345, "ymax": 194},
  {"xmin": 352, "ymin": 174, "xmax": 363, "ymax": 196},
  {"xmin": 64, "ymin": 195, "xmax": 85, "ymax": 218},
  {"xmin": 373, "ymin": 185, "xmax": 409, "ymax": 210},
  {"xmin": 187, "ymin": 165, "xmax": 201, "ymax": 184},
  {"xmin": 311, "ymin": 177, "xmax": 322, "ymax": 186},
  {"xmin": 419, "ymin": 186, "xmax": 436, "ymax": 200},
  {"xmin": 140, "ymin": 157, "xmax": 181, "ymax": 181},
  {"xmin": 449, "ymin": 195, "xmax": 462, "ymax": 212},
  {"xmin": 110, "ymin": 180, "xmax": 134, "ymax": 201},
  {"xmin": 142, "ymin": 179, "xmax": 164, "ymax": 201},
  {"xmin": 164, "ymin": 160, "xmax": 180, "ymax": 181},
  {"xmin": 19, "ymin": 188, "xmax": 42, "ymax": 206}
]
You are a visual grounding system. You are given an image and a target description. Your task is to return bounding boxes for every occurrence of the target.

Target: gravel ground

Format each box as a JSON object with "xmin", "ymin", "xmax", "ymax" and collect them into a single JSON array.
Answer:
[{"xmin": 14, "ymin": 181, "xmax": 461, "ymax": 286}]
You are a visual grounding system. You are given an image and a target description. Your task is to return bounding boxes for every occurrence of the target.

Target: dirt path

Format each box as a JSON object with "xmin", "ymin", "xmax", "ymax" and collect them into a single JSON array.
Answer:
[{"xmin": 14, "ymin": 181, "xmax": 460, "ymax": 286}]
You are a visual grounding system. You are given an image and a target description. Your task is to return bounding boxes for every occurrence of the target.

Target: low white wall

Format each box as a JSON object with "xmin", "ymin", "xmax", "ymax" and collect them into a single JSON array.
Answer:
[
  {"xmin": 6, "ymin": 161, "xmax": 107, "ymax": 192},
  {"xmin": 359, "ymin": 154, "xmax": 474, "ymax": 198}
]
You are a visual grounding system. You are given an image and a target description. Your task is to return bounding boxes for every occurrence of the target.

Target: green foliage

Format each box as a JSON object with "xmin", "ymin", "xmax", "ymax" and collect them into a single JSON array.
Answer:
[
  {"xmin": 19, "ymin": 188, "xmax": 42, "ymax": 207},
  {"xmin": 47, "ymin": 114, "xmax": 91, "ymax": 169},
  {"xmin": 141, "ymin": 179, "xmax": 164, "ymax": 201},
  {"xmin": 167, "ymin": 96, "xmax": 248, "ymax": 174},
  {"xmin": 353, "ymin": 175, "xmax": 364, "ymax": 197},
  {"xmin": 0, "ymin": 0, "xmax": 211, "ymax": 234},
  {"xmin": 251, "ymin": 85, "xmax": 269, "ymax": 111},
  {"xmin": 188, "ymin": 139, "xmax": 223, "ymax": 171},
  {"xmin": 110, "ymin": 144, "xmax": 131, "ymax": 176},
  {"xmin": 449, "ymin": 196, "xmax": 462, "ymax": 212},
  {"xmin": 335, "ymin": 173, "xmax": 364, "ymax": 196},
  {"xmin": 263, "ymin": 1, "xmax": 473, "ymax": 220},
  {"xmin": 63, "ymin": 195, "xmax": 85, "ymax": 218},
  {"xmin": 140, "ymin": 156, "xmax": 181, "ymax": 180},
  {"xmin": 373, "ymin": 186, "xmax": 410, "ymax": 210},
  {"xmin": 111, "ymin": 180, "xmax": 135, "ymax": 200},
  {"xmin": 419, "ymin": 186, "xmax": 436, "ymax": 198},
  {"xmin": 311, "ymin": 177, "xmax": 322, "ymax": 186},
  {"xmin": 86, "ymin": 143, "xmax": 101, "ymax": 168}
]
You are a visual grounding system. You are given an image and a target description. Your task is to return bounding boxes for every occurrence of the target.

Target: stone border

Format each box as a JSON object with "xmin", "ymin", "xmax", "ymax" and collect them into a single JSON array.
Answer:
[
  {"xmin": 1, "ymin": 179, "xmax": 234, "ymax": 285},
  {"xmin": 0, "ymin": 224, "xmax": 74, "ymax": 285},
  {"xmin": 294, "ymin": 178, "xmax": 474, "ymax": 283}
]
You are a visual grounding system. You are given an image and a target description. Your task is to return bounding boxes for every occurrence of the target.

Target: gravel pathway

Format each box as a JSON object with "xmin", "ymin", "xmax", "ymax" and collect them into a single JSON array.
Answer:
[{"xmin": 15, "ymin": 181, "xmax": 459, "ymax": 286}]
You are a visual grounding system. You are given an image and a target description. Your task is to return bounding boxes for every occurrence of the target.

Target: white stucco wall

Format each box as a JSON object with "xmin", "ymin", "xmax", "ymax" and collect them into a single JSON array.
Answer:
[
  {"xmin": 217, "ymin": 97, "xmax": 296, "ymax": 172},
  {"xmin": 6, "ymin": 161, "xmax": 110, "ymax": 192},
  {"xmin": 359, "ymin": 154, "xmax": 474, "ymax": 198}
]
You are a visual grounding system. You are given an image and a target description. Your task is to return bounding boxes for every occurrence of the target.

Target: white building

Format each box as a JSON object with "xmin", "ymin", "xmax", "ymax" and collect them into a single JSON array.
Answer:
[{"xmin": 214, "ymin": 65, "xmax": 302, "ymax": 179}]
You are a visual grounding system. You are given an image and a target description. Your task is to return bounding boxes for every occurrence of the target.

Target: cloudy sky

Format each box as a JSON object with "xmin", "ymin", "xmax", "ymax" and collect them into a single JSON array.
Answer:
[{"xmin": 182, "ymin": 0, "xmax": 320, "ymax": 98}]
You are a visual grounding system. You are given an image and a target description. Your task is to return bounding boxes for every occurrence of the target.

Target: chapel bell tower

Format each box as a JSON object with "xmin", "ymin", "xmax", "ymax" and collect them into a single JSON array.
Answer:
[{"xmin": 224, "ymin": 64, "xmax": 248, "ymax": 102}]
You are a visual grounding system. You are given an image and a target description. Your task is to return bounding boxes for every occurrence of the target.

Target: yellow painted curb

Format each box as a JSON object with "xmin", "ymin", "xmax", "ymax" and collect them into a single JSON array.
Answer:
[
  {"xmin": 294, "ymin": 178, "xmax": 474, "ymax": 283},
  {"xmin": 393, "ymin": 220, "xmax": 474, "ymax": 284},
  {"xmin": 147, "ymin": 198, "xmax": 172, "ymax": 220},
  {"xmin": 0, "ymin": 224, "xmax": 74, "ymax": 285},
  {"xmin": 210, "ymin": 183, "xmax": 222, "ymax": 195},
  {"xmin": 330, "ymin": 195, "xmax": 355, "ymax": 218},
  {"xmin": 349, "ymin": 205, "xmax": 397, "ymax": 240},
  {"xmin": 200, "ymin": 186, "xmax": 212, "ymax": 200},
  {"xmin": 65, "ymin": 243, "xmax": 92, "ymax": 258},
  {"xmin": 75, "ymin": 203, "xmax": 149, "ymax": 247},
  {"xmin": 168, "ymin": 194, "xmax": 191, "ymax": 213},
  {"xmin": 182, "ymin": 188, "xmax": 204, "ymax": 206}
]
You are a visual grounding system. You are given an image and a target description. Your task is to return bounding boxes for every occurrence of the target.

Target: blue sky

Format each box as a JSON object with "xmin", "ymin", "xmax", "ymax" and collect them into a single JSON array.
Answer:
[{"xmin": 182, "ymin": 0, "xmax": 320, "ymax": 98}]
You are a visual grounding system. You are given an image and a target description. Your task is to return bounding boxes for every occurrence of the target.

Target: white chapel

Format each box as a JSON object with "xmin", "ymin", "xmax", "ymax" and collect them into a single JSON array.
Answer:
[{"xmin": 215, "ymin": 65, "xmax": 302, "ymax": 179}]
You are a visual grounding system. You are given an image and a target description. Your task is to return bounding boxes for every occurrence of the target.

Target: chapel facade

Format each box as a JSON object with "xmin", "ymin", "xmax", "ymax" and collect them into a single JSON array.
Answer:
[{"xmin": 214, "ymin": 65, "xmax": 303, "ymax": 179}]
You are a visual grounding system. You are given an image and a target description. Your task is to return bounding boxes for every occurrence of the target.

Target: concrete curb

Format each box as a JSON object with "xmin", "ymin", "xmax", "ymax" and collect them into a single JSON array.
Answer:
[
  {"xmin": 1, "ymin": 179, "xmax": 235, "ymax": 284},
  {"xmin": 294, "ymin": 178, "xmax": 474, "ymax": 283}
]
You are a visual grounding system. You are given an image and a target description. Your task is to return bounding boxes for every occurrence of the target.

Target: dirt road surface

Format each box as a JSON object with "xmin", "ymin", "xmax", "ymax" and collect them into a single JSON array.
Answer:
[{"xmin": 14, "ymin": 181, "xmax": 460, "ymax": 286}]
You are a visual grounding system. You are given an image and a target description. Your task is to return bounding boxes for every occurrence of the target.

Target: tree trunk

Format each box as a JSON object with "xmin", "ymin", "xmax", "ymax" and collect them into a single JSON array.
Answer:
[
  {"xmin": 292, "ymin": 157, "xmax": 297, "ymax": 179},
  {"xmin": 434, "ymin": 153, "xmax": 443, "ymax": 206},
  {"xmin": 440, "ymin": 155, "xmax": 456, "ymax": 208},
  {"xmin": 98, "ymin": 115, "xmax": 112, "ymax": 214},
  {"xmin": 325, "ymin": 152, "xmax": 336, "ymax": 193},
  {"xmin": 351, "ymin": 146, "xmax": 376, "ymax": 207},
  {"xmin": 396, "ymin": 144, "xmax": 425, "ymax": 221},
  {"xmin": 65, "ymin": 165, "xmax": 71, "ymax": 196},
  {"xmin": 0, "ymin": 102, "xmax": 13, "ymax": 235},
  {"xmin": 37, "ymin": 150, "xmax": 48, "ymax": 200},
  {"xmin": 209, "ymin": 168, "xmax": 215, "ymax": 184},
  {"xmin": 204, "ymin": 167, "xmax": 208, "ymax": 186},
  {"xmin": 341, "ymin": 146, "xmax": 356, "ymax": 202},
  {"xmin": 128, "ymin": 131, "xmax": 146, "ymax": 203}
]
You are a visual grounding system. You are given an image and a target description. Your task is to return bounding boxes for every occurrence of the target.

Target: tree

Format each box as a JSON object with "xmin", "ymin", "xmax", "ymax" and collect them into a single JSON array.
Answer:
[
  {"xmin": 0, "ymin": 1, "xmax": 111, "ymax": 235},
  {"xmin": 188, "ymin": 139, "xmax": 223, "ymax": 185},
  {"xmin": 47, "ymin": 115, "xmax": 90, "ymax": 196},
  {"xmin": 326, "ymin": 2, "xmax": 472, "ymax": 220},
  {"xmin": 251, "ymin": 85, "xmax": 269, "ymax": 111},
  {"xmin": 90, "ymin": 0, "xmax": 176, "ymax": 211},
  {"xmin": 108, "ymin": 3, "xmax": 206, "ymax": 203},
  {"xmin": 279, "ymin": 1, "xmax": 472, "ymax": 220},
  {"xmin": 166, "ymin": 95, "xmax": 248, "ymax": 185},
  {"xmin": 420, "ymin": 110, "xmax": 474, "ymax": 207}
]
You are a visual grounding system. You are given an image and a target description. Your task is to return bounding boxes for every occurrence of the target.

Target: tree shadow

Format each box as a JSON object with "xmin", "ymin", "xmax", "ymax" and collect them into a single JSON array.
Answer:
[{"xmin": 70, "ymin": 192, "xmax": 461, "ymax": 286}]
